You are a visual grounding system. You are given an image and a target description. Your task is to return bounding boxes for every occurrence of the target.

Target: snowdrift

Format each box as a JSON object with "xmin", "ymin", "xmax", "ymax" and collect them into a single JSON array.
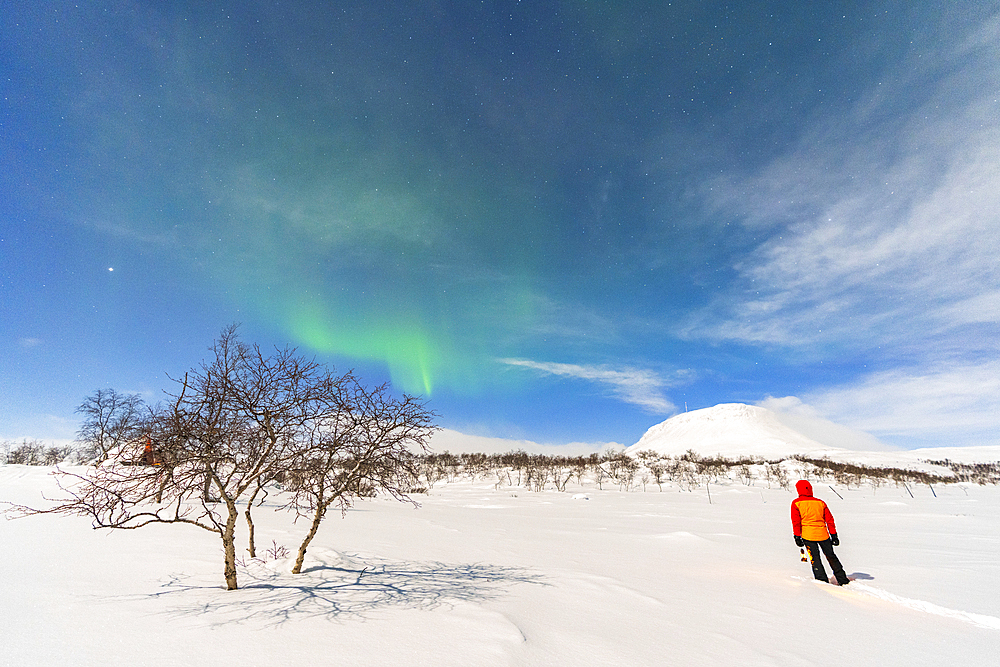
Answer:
[{"xmin": 2, "ymin": 465, "xmax": 999, "ymax": 666}]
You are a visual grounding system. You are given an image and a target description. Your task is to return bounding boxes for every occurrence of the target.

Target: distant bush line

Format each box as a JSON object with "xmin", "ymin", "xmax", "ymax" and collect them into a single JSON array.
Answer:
[
  {"xmin": 1, "ymin": 439, "xmax": 78, "ymax": 466},
  {"xmin": 410, "ymin": 450, "xmax": 999, "ymax": 492},
  {"xmin": 5, "ymin": 441, "xmax": 999, "ymax": 489},
  {"xmin": 921, "ymin": 459, "xmax": 1000, "ymax": 485}
]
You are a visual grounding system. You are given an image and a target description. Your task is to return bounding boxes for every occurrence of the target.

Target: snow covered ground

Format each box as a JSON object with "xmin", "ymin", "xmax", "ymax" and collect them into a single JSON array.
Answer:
[{"xmin": 2, "ymin": 463, "xmax": 998, "ymax": 666}]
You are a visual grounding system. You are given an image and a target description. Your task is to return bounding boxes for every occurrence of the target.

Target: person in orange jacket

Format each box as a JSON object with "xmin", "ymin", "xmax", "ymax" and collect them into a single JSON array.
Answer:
[{"xmin": 791, "ymin": 479, "xmax": 850, "ymax": 585}]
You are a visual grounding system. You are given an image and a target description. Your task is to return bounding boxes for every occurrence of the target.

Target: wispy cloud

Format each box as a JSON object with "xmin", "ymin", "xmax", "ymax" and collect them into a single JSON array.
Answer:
[
  {"xmin": 499, "ymin": 358, "xmax": 677, "ymax": 414},
  {"xmin": 517, "ymin": 293, "xmax": 622, "ymax": 346},
  {"xmin": 428, "ymin": 428, "xmax": 622, "ymax": 456},
  {"xmin": 684, "ymin": 15, "xmax": 1000, "ymax": 361},
  {"xmin": 757, "ymin": 396, "xmax": 896, "ymax": 452},
  {"xmin": 796, "ymin": 361, "xmax": 1000, "ymax": 448}
]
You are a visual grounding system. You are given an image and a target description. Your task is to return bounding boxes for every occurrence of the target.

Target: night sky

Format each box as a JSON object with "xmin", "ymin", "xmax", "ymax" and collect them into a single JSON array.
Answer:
[{"xmin": 3, "ymin": 1, "xmax": 999, "ymax": 449}]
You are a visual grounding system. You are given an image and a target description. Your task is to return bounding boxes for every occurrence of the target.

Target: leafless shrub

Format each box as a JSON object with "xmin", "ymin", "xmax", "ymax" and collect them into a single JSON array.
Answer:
[
  {"xmin": 74, "ymin": 389, "xmax": 150, "ymax": 464},
  {"xmin": 1, "ymin": 440, "xmax": 73, "ymax": 466},
  {"xmin": 281, "ymin": 381, "xmax": 437, "ymax": 574},
  {"xmin": 400, "ymin": 447, "xmax": 974, "ymax": 496},
  {"xmin": 765, "ymin": 462, "xmax": 790, "ymax": 489},
  {"xmin": 792, "ymin": 456, "xmax": 951, "ymax": 487},
  {"xmin": 924, "ymin": 459, "xmax": 1000, "ymax": 485},
  {"xmin": 605, "ymin": 452, "xmax": 639, "ymax": 491}
]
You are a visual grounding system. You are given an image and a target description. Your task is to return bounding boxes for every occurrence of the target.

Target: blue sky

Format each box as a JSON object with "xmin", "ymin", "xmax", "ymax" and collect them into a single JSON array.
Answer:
[{"xmin": 2, "ymin": 1, "xmax": 999, "ymax": 449}]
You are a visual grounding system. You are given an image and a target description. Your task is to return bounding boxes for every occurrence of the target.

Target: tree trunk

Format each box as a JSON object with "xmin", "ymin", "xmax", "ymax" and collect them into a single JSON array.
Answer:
[
  {"xmin": 244, "ymin": 482, "xmax": 266, "ymax": 559},
  {"xmin": 155, "ymin": 474, "xmax": 168, "ymax": 504},
  {"xmin": 291, "ymin": 503, "xmax": 327, "ymax": 574},
  {"xmin": 222, "ymin": 503, "xmax": 240, "ymax": 590},
  {"xmin": 245, "ymin": 503, "xmax": 256, "ymax": 559},
  {"xmin": 203, "ymin": 465, "xmax": 214, "ymax": 502}
]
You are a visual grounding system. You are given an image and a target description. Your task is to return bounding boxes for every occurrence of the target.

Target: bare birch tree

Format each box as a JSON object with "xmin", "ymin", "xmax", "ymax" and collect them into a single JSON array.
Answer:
[
  {"xmin": 74, "ymin": 388, "xmax": 149, "ymax": 463},
  {"xmin": 284, "ymin": 381, "xmax": 437, "ymax": 574},
  {"xmin": 15, "ymin": 326, "xmax": 358, "ymax": 590}
]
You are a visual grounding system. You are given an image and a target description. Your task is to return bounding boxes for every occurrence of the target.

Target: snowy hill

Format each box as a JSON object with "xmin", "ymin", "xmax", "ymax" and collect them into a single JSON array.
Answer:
[
  {"xmin": 627, "ymin": 403, "xmax": 851, "ymax": 460},
  {"xmin": 625, "ymin": 403, "xmax": 1000, "ymax": 473}
]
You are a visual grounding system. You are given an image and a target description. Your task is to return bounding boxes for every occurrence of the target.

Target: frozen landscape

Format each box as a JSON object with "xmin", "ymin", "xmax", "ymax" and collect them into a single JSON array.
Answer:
[
  {"xmin": 6, "ymin": 2, "xmax": 1000, "ymax": 663},
  {"xmin": 2, "ymin": 404, "xmax": 998, "ymax": 666}
]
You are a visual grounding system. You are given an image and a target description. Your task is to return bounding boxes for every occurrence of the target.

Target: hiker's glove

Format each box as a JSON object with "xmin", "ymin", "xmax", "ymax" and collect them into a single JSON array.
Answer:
[
  {"xmin": 830, "ymin": 534, "xmax": 840, "ymax": 546},
  {"xmin": 794, "ymin": 535, "xmax": 804, "ymax": 547}
]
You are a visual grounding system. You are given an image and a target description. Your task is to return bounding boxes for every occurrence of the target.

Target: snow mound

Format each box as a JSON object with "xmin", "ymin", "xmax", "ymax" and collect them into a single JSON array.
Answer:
[{"xmin": 627, "ymin": 403, "xmax": 848, "ymax": 460}]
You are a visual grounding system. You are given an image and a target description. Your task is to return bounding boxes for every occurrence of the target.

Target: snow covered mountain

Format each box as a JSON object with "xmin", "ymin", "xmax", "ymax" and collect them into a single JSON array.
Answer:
[{"xmin": 626, "ymin": 403, "xmax": 849, "ymax": 460}]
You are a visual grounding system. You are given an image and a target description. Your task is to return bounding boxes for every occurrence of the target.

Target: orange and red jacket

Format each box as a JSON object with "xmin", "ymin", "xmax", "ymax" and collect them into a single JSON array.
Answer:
[{"xmin": 791, "ymin": 480, "xmax": 837, "ymax": 542}]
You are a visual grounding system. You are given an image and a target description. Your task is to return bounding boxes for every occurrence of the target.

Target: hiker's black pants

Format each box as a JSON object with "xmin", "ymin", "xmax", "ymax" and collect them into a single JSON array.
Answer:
[{"xmin": 805, "ymin": 539, "xmax": 849, "ymax": 585}]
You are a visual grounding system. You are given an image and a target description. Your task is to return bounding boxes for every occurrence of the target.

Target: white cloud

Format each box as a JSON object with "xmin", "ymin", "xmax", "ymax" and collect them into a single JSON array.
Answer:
[
  {"xmin": 520, "ymin": 293, "xmax": 622, "ymax": 345},
  {"xmin": 1, "ymin": 411, "xmax": 79, "ymax": 444},
  {"xmin": 794, "ymin": 362, "xmax": 1000, "ymax": 449},
  {"xmin": 499, "ymin": 358, "xmax": 677, "ymax": 414},
  {"xmin": 18, "ymin": 338, "xmax": 43, "ymax": 349},
  {"xmin": 427, "ymin": 428, "xmax": 621, "ymax": 456},
  {"xmin": 756, "ymin": 396, "xmax": 896, "ymax": 452},
  {"xmin": 689, "ymin": 120, "xmax": 1000, "ymax": 351}
]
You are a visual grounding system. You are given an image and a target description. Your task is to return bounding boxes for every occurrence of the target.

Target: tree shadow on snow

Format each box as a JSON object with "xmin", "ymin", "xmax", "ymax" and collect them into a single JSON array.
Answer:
[{"xmin": 133, "ymin": 554, "xmax": 546, "ymax": 626}]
